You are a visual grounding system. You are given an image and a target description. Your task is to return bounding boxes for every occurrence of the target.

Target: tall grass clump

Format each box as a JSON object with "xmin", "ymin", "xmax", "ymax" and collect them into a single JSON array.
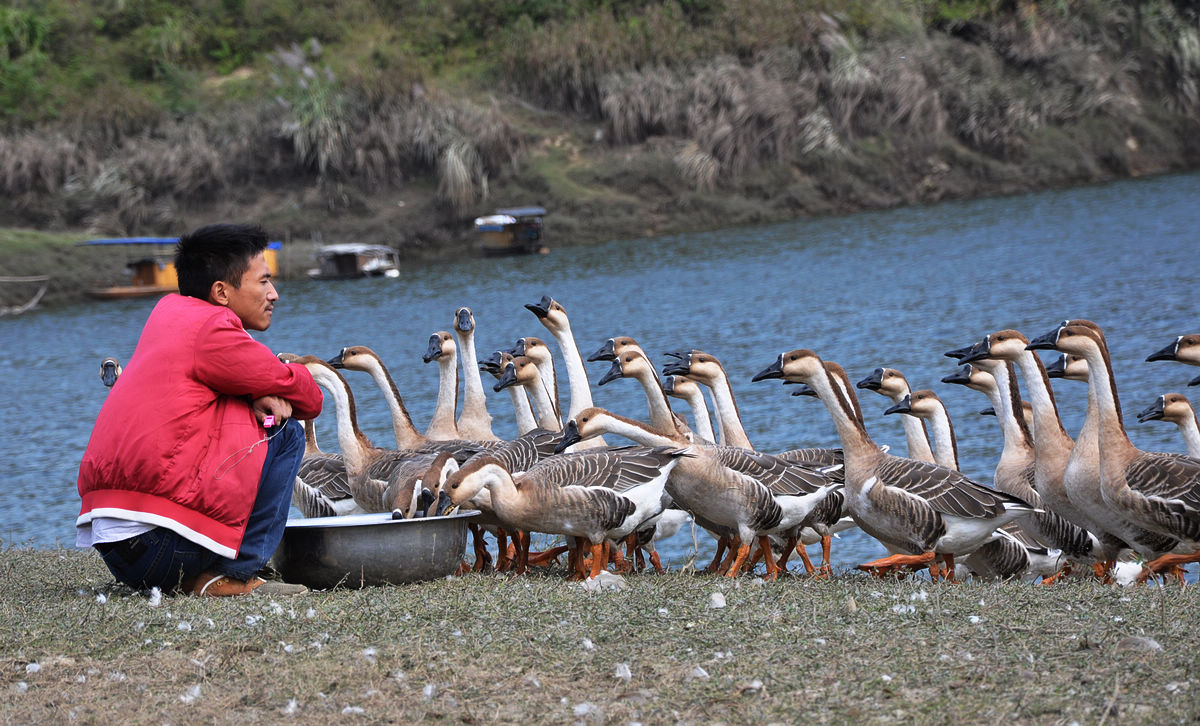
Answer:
[{"xmin": 268, "ymin": 39, "xmax": 349, "ymax": 176}]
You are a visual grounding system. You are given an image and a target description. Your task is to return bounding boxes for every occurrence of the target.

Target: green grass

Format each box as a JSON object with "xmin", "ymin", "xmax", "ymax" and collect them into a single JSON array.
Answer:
[{"xmin": 2, "ymin": 547, "xmax": 1199, "ymax": 723}]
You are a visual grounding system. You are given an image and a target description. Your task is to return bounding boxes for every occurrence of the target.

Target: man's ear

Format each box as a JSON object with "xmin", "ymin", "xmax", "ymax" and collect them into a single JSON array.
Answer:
[{"xmin": 209, "ymin": 279, "xmax": 230, "ymax": 306}]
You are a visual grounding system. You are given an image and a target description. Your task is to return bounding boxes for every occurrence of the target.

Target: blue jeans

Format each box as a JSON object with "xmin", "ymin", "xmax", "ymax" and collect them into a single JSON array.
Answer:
[{"xmin": 97, "ymin": 419, "xmax": 305, "ymax": 591}]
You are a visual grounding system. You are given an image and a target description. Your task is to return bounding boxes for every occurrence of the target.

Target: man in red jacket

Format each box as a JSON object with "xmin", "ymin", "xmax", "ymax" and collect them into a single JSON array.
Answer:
[{"xmin": 77, "ymin": 223, "xmax": 323, "ymax": 597}]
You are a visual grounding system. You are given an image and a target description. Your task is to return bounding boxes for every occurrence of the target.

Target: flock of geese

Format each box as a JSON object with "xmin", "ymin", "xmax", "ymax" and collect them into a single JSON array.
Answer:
[{"xmin": 100, "ymin": 305, "xmax": 1200, "ymax": 584}]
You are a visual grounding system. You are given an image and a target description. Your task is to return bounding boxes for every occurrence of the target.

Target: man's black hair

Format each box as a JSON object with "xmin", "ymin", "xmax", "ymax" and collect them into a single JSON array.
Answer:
[{"xmin": 175, "ymin": 223, "xmax": 269, "ymax": 299}]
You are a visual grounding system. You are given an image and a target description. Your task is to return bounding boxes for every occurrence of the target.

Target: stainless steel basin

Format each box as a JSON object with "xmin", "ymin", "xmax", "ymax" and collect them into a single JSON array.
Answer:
[{"xmin": 270, "ymin": 510, "xmax": 479, "ymax": 589}]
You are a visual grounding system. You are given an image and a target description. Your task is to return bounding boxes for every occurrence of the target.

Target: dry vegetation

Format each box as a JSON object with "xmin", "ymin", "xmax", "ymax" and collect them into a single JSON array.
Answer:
[{"xmin": 2, "ymin": 547, "xmax": 1199, "ymax": 724}]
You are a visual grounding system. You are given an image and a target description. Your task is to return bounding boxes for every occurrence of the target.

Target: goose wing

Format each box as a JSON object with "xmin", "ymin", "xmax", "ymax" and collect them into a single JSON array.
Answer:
[
  {"xmin": 1124, "ymin": 452, "xmax": 1200, "ymax": 541},
  {"xmin": 709, "ymin": 446, "xmax": 831, "ymax": 495},
  {"xmin": 523, "ymin": 446, "xmax": 685, "ymax": 493},
  {"xmin": 486, "ymin": 428, "xmax": 564, "ymax": 473},
  {"xmin": 876, "ymin": 455, "xmax": 1032, "ymax": 519},
  {"xmin": 298, "ymin": 452, "xmax": 351, "ymax": 500}
]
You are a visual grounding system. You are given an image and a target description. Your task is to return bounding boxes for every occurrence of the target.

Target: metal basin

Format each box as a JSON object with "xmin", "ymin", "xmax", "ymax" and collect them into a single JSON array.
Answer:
[{"xmin": 270, "ymin": 510, "xmax": 479, "ymax": 589}]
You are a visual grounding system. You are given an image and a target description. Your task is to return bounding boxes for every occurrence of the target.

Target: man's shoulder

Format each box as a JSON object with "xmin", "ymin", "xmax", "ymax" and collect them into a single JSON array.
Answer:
[{"xmin": 152, "ymin": 294, "xmax": 242, "ymax": 331}]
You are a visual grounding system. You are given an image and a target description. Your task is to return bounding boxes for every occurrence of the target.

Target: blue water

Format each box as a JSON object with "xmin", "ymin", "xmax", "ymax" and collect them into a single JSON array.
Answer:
[{"xmin": 3, "ymin": 170, "xmax": 1198, "ymax": 576}]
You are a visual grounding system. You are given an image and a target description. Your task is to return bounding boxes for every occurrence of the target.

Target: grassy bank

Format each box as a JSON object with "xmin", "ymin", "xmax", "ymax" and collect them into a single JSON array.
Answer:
[{"xmin": 1, "ymin": 547, "xmax": 1198, "ymax": 724}]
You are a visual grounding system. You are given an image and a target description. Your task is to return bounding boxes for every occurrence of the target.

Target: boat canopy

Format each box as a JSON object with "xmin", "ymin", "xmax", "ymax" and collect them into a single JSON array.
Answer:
[{"xmin": 494, "ymin": 206, "xmax": 546, "ymax": 218}]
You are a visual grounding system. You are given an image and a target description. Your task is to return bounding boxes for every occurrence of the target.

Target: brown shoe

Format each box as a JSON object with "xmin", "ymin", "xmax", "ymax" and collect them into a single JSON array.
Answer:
[{"xmin": 188, "ymin": 572, "xmax": 308, "ymax": 597}]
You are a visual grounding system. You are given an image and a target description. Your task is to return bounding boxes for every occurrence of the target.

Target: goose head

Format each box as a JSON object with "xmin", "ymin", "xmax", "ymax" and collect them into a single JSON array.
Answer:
[
  {"xmin": 940, "ymin": 363, "xmax": 994, "ymax": 393},
  {"xmin": 959, "ymin": 329, "xmax": 1029, "ymax": 363},
  {"xmin": 99, "ymin": 357, "xmax": 122, "ymax": 388},
  {"xmin": 587, "ymin": 335, "xmax": 641, "ymax": 362},
  {"xmin": 752, "ymin": 349, "xmax": 824, "ymax": 384},
  {"xmin": 660, "ymin": 349, "xmax": 724, "ymax": 384},
  {"xmin": 479, "ymin": 350, "xmax": 514, "ymax": 379},
  {"xmin": 413, "ymin": 451, "xmax": 459, "ymax": 516},
  {"xmin": 854, "ymin": 367, "xmax": 910, "ymax": 398},
  {"xmin": 424, "ymin": 331, "xmax": 456, "ymax": 363},
  {"xmin": 1026, "ymin": 320, "xmax": 1104, "ymax": 356},
  {"xmin": 556, "ymin": 407, "xmax": 616, "ymax": 452},
  {"xmin": 454, "ymin": 307, "xmax": 475, "ymax": 334},
  {"xmin": 597, "ymin": 350, "xmax": 658, "ymax": 386},
  {"xmin": 328, "ymin": 345, "xmax": 382, "ymax": 372},
  {"xmin": 508, "ymin": 336, "xmax": 554, "ymax": 366},
  {"xmin": 662, "ymin": 374, "xmax": 702, "ymax": 400},
  {"xmin": 1137, "ymin": 393, "xmax": 1194, "ymax": 425},
  {"xmin": 493, "ymin": 356, "xmax": 540, "ymax": 392},
  {"xmin": 1147, "ymin": 334, "xmax": 1200, "ymax": 365},
  {"xmin": 443, "ymin": 457, "xmax": 507, "ymax": 504},
  {"xmin": 524, "ymin": 296, "xmax": 570, "ymax": 332},
  {"xmin": 884, "ymin": 389, "xmax": 943, "ymax": 418},
  {"xmin": 1046, "ymin": 353, "xmax": 1088, "ymax": 381}
]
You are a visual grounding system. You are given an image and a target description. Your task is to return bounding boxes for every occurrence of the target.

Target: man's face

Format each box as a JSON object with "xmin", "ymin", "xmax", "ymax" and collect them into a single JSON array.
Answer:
[{"xmin": 224, "ymin": 252, "xmax": 277, "ymax": 331}]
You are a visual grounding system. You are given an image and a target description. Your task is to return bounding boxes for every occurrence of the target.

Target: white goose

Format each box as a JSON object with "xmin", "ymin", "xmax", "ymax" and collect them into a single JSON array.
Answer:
[
  {"xmin": 855, "ymin": 367, "xmax": 937, "ymax": 464},
  {"xmin": 422, "ymin": 331, "xmax": 461, "ymax": 441},
  {"xmin": 1029, "ymin": 321, "xmax": 1199, "ymax": 581},
  {"xmin": 524, "ymin": 296, "xmax": 607, "ymax": 449},
  {"xmin": 452, "ymin": 307, "xmax": 500, "ymax": 441},
  {"xmin": 1138, "ymin": 393, "xmax": 1200, "ymax": 459},
  {"xmin": 754, "ymin": 349, "xmax": 1036, "ymax": 580}
]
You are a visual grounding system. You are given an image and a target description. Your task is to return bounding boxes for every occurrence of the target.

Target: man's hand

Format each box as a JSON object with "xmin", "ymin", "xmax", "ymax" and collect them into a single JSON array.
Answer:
[{"xmin": 252, "ymin": 395, "xmax": 293, "ymax": 427}]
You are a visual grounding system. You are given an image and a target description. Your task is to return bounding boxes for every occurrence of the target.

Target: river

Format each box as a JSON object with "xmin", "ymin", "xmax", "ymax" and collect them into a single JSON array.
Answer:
[{"xmin": 3, "ymin": 170, "xmax": 1198, "ymax": 577}]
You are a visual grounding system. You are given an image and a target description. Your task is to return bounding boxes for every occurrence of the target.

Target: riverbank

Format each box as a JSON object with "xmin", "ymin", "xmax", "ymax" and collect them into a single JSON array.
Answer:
[{"xmin": 1, "ymin": 547, "xmax": 1197, "ymax": 724}]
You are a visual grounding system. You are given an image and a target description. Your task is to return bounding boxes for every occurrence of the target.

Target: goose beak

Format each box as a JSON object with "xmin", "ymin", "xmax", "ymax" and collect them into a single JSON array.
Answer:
[
  {"xmin": 479, "ymin": 351, "xmax": 505, "ymax": 377},
  {"xmin": 1025, "ymin": 328, "xmax": 1062, "ymax": 351},
  {"xmin": 944, "ymin": 344, "xmax": 974, "ymax": 360},
  {"xmin": 494, "ymin": 364, "xmax": 520, "ymax": 392},
  {"xmin": 100, "ymin": 361, "xmax": 121, "ymax": 388},
  {"xmin": 1045, "ymin": 354, "xmax": 1068, "ymax": 378},
  {"xmin": 661, "ymin": 358, "xmax": 690, "ymax": 377},
  {"xmin": 884, "ymin": 395, "xmax": 912, "ymax": 416},
  {"xmin": 587, "ymin": 339, "xmax": 616, "ymax": 362},
  {"xmin": 1136, "ymin": 398, "xmax": 1165, "ymax": 423},
  {"xmin": 855, "ymin": 368, "xmax": 884, "ymax": 390},
  {"xmin": 554, "ymin": 421, "xmax": 583, "ymax": 453},
  {"xmin": 596, "ymin": 359, "xmax": 624, "ymax": 386},
  {"xmin": 662, "ymin": 375, "xmax": 678, "ymax": 394},
  {"xmin": 524, "ymin": 296, "xmax": 553, "ymax": 319},
  {"xmin": 957, "ymin": 340, "xmax": 992, "ymax": 364},
  {"xmin": 1146, "ymin": 340, "xmax": 1180, "ymax": 362},
  {"xmin": 941, "ymin": 365, "xmax": 973, "ymax": 386},
  {"xmin": 1189, "ymin": 374, "xmax": 1200, "ymax": 387},
  {"xmin": 979, "ymin": 407, "xmax": 996, "ymax": 416},
  {"xmin": 327, "ymin": 349, "xmax": 346, "ymax": 368},
  {"xmin": 455, "ymin": 307, "xmax": 474, "ymax": 333},
  {"xmin": 508, "ymin": 338, "xmax": 528, "ymax": 356},
  {"xmin": 790, "ymin": 383, "xmax": 817, "ymax": 397},
  {"xmin": 751, "ymin": 356, "xmax": 784, "ymax": 382},
  {"xmin": 422, "ymin": 334, "xmax": 443, "ymax": 363}
]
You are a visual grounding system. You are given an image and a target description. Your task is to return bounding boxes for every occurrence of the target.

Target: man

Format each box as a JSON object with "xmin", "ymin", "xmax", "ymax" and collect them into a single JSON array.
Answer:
[{"xmin": 77, "ymin": 223, "xmax": 322, "ymax": 597}]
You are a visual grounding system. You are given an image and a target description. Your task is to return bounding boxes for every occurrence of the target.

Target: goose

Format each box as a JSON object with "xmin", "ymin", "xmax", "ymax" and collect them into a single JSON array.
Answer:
[
  {"xmin": 597, "ymin": 349, "xmax": 693, "ymax": 440},
  {"xmin": 99, "ymin": 357, "xmax": 122, "ymax": 389},
  {"xmin": 494, "ymin": 355, "xmax": 562, "ymax": 432},
  {"xmin": 507, "ymin": 336, "xmax": 560, "ymax": 419},
  {"xmin": 422, "ymin": 331, "xmax": 461, "ymax": 441},
  {"xmin": 291, "ymin": 417, "xmax": 356, "ymax": 518},
  {"xmin": 444, "ymin": 445, "xmax": 688, "ymax": 579},
  {"xmin": 662, "ymin": 374, "xmax": 718, "ymax": 444},
  {"xmin": 330, "ymin": 345, "xmax": 492, "ymax": 462},
  {"xmin": 1147, "ymin": 334, "xmax": 1200, "ymax": 386},
  {"xmin": 586, "ymin": 335, "xmax": 643, "ymax": 364},
  {"xmin": 884, "ymin": 386, "xmax": 1067, "ymax": 581},
  {"xmin": 480, "ymin": 350, "xmax": 538, "ymax": 436},
  {"xmin": 1046, "ymin": 352, "xmax": 1088, "ymax": 382},
  {"xmin": 940, "ymin": 361, "xmax": 1100, "ymax": 572},
  {"xmin": 661, "ymin": 349, "xmax": 753, "ymax": 449},
  {"xmin": 856, "ymin": 367, "xmax": 937, "ymax": 464},
  {"xmin": 958, "ymin": 327, "xmax": 1130, "ymax": 575},
  {"xmin": 1138, "ymin": 393, "xmax": 1200, "ymax": 459},
  {"xmin": 754, "ymin": 349, "xmax": 1036, "ymax": 581},
  {"xmin": 1029, "ymin": 321, "xmax": 1198, "ymax": 580},
  {"xmin": 557, "ymin": 407, "xmax": 839, "ymax": 580},
  {"xmin": 295, "ymin": 355, "xmax": 460, "ymax": 519},
  {"xmin": 452, "ymin": 307, "xmax": 500, "ymax": 441},
  {"xmin": 524, "ymin": 296, "xmax": 607, "ymax": 448}
]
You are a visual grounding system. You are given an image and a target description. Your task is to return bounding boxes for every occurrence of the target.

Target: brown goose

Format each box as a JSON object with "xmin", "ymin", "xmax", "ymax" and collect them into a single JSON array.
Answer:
[
  {"xmin": 452, "ymin": 307, "xmax": 500, "ymax": 441},
  {"xmin": 507, "ymin": 336, "xmax": 560, "ymax": 420},
  {"xmin": 494, "ymin": 355, "xmax": 561, "ymax": 432},
  {"xmin": 856, "ymin": 367, "xmax": 936, "ymax": 464},
  {"xmin": 557, "ymin": 407, "xmax": 838, "ymax": 580},
  {"xmin": 444, "ymin": 445, "xmax": 688, "ymax": 579},
  {"xmin": 754, "ymin": 349, "xmax": 1036, "ymax": 580},
  {"xmin": 1029, "ymin": 321, "xmax": 1198, "ymax": 580},
  {"xmin": 1147, "ymin": 334, "xmax": 1200, "ymax": 386},
  {"xmin": 297, "ymin": 356, "xmax": 460, "ymax": 519},
  {"xmin": 480, "ymin": 350, "xmax": 538, "ymax": 436},
  {"xmin": 662, "ymin": 374, "xmax": 718, "ymax": 444},
  {"xmin": 883, "ymin": 390, "xmax": 958, "ymax": 470},
  {"xmin": 597, "ymin": 349, "xmax": 692, "ymax": 440},
  {"xmin": 1138, "ymin": 393, "xmax": 1200, "ymax": 459},
  {"xmin": 422, "ymin": 331, "xmax": 461, "ymax": 441},
  {"xmin": 524, "ymin": 296, "xmax": 607, "ymax": 448},
  {"xmin": 661, "ymin": 349, "xmax": 753, "ymax": 449}
]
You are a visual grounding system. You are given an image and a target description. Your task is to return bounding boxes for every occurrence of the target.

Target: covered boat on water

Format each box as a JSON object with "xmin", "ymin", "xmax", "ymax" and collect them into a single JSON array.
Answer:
[
  {"xmin": 474, "ymin": 206, "xmax": 548, "ymax": 255},
  {"xmin": 306, "ymin": 243, "xmax": 400, "ymax": 280}
]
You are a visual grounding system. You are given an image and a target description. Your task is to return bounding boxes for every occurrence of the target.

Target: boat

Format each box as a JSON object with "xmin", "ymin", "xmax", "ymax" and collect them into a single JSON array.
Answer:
[
  {"xmin": 82, "ymin": 238, "xmax": 281, "ymax": 300},
  {"xmin": 306, "ymin": 243, "xmax": 400, "ymax": 280},
  {"xmin": 475, "ymin": 206, "xmax": 548, "ymax": 255}
]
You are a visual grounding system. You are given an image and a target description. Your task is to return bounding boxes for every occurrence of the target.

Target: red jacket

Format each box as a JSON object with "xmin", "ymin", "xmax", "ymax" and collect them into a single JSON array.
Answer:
[{"xmin": 77, "ymin": 294, "xmax": 322, "ymax": 558}]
